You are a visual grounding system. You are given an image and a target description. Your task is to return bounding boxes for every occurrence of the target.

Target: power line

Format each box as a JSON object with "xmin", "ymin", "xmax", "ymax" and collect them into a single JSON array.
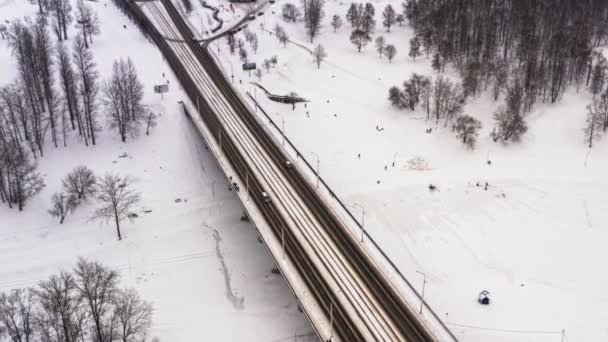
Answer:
[{"xmin": 446, "ymin": 322, "xmax": 563, "ymax": 335}]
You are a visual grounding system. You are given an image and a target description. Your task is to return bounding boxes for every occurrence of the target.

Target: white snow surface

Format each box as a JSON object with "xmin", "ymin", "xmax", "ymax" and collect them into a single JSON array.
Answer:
[
  {"xmin": 205, "ymin": 0, "xmax": 608, "ymax": 341},
  {"xmin": 0, "ymin": 1, "xmax": 313, "ymax": 341}
]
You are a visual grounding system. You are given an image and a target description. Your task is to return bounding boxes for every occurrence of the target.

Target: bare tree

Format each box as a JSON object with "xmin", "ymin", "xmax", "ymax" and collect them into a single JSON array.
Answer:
[
  {"xmin": 312, "ymin": 44, "xmax": 327, "ymax": 68},
  {"xmin": 102, "ymin": 58, "xmax": 145, "ymax": 142},
  {"xmin": 375, "ymin": 35, "xmax": 385, "ymax": 58},
  {"xmin": 388, "ymin": 86, "xmax": 407, "ymax": 109},
  {"xmin": 330, "ymin": 14, "xmax": 342, "ymax": 32},
  {"xmin": 396, "ymin": 14, "xmax": 405, "ymax": 27},
  {"xmin": 433, "ymin": 76, "xmax": 465, "ymax": 124},
  {"xmin": 34, "ymin": 17, "xmax": 60, "ymax": 149},
  {"xmin": 454, "ymin": 115, "xmax": 482, "ymax": 149},
  {"xmin": 238, "ymin": 47, "xmax": 248, "ymax": 63},
  {"xmin": 0, "ymin": 289, "xmax": 36, "ymax": 342},
  {"xmin": 48, "ymin": 191, "xmax": 77, "ymax": 223},
  {"xmin": 282, "ymin": 3, "xmax": 301, "ymax": 22},
  {"xmin": 73, "ymin": 35, "xmax": 100, "ymax": 145},
  {"xmin": 382, "ymin": 4, "xmax": 396, "ymax": 32},
  {"xmin": 73, "ymin": 258, "xmax": 119, "ymax": 342},
  {"xmin": 360, "ymin": 3, "xmax": 375, "ymax": 35},
  {"xmin": 114, "ymin": 289, "xmax": 153, "ymax": 342},
  {"xmin": 74, "ymin": 0, "xmax": 100, "ymax": 49},
  {"xmin": 491, "ymin": 59, "xmax": 508, "ymax": 101},
  {"xmin": 62, "ymin": 165, "xmax": 96, "ymax": 201},
  {"xmin": 36, "ymin": 272, "xmax": 81, "ymax": 342},
  {"xmin": 249, "ymin": 34, "xmax": 258, "ymax": 54},
  {"xmin": 492, "ymin": 105, "xmax": 527, "ymax": 143},
  {"xmin": 263, "ymin": 59, "xmax": 271, "ymax": 72},
  {"xmin": 345, "ymin": 3, "xmax": 362, "ymax": 28},
  {"xmin": 304, "ymin": 0, "xmax": 324, "ymax": 42},
  {"xmin": 585, "ymin": 97, "xmax": 603, "ymax": 148},
  {"xmin": 57, "ymin": 42, "xmax": 84, "ymax": 142},
  {"xmin": 0, "ymin": 143, "xmax": 44, "ymax": 211},
  {"xmin": 408, "ymin": 36, "xmax": 421, "ymax": 61},
  {"xmin": 273, "ymin": 25, "xmax": 289, "ymax": 47},
  {"xmin": 145, "ymin": 112, "xmax": 157, "ymax": 136},
  {"xmin": 93, "ymin": 173, "xmax": 140, "ymax": 240},
  {"xmin": 350, "ymin": 29, "xmax": 370, "ymax": 52},
  {"xmin": 384, "ymin": 44, "xmax": 397, "ymax": 63},
  {"xmin": 49, "ymin": 0, "xmax": 72, "ymax": 41}
]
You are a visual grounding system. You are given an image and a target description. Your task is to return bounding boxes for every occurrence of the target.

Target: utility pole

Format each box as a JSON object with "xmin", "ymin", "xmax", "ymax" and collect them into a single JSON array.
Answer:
[
  {"xmin": 353, "ymin": 203, "xmax": 365, "ymax": 242},
  {"xmin": 311, "ymin": 152, "xmax": 320, "ymax": 189},
  {"xmin": 416, "ymin": 270, "xmax": 426, "ymax": 314}
]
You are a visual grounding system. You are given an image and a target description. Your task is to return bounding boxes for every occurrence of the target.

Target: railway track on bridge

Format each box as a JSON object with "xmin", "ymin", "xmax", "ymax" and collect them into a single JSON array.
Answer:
[{"xmin": 130, "ymin": 1, "xmax": 447, "ymax": 340}]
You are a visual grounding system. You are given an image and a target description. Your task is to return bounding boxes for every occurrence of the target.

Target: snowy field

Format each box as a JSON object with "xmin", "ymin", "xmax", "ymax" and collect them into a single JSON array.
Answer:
[
  {"xmin": 0, "ymin": 1, "xmax": 313, "ymax": 341},
  {"xmin": 206, "ymin": 0, "xmax": 608, "ymax": 341}
]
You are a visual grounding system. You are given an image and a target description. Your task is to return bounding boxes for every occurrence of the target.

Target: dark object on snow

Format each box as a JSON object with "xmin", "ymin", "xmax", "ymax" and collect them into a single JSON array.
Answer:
[
  {"xmin": 271, "ymin": 267, "xmax": 281, "ymax": 274},
  {"xmin": 240, "ymin": 213, "xmax": 249, "ymax": 221},
  {"xmin": 484, "ymin": 182, "xmax": 488, "ymax": 190},
  {"xmin": 429, "ymin": 184, "xmax": 437, "ymax": 191},
  {"xmin": 478, "ymin": 290, "xmax": 490, "ymax": 305},
  {"xmin": 253, "ymin": 83, "xmax": 307, "ymax": 105},
  {"xmin": 201, "ymin": 1, "xmax": 223, "ymax": 33}
]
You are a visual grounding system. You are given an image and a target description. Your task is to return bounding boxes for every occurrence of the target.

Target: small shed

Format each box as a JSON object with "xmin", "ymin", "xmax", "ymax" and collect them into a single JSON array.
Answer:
[{"xmin": 478, "ymin": 290, "xmax": 491, "ymax": 305}]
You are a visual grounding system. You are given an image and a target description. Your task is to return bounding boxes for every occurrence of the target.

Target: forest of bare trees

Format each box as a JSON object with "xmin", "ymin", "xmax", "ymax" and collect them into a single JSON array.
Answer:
[
  {"xmin": 0, "ymin": 258, "xmax": 153, "ymax": 342},
  {"xmin": 0, "ymin": 3, "xmax": 154, "ymax": 211},
  {"xmin": 390, "ymin": 0, "xmax": 608, "ymax": 146}
]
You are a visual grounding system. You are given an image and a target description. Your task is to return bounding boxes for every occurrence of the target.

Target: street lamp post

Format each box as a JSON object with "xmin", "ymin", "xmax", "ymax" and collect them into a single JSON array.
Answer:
[
  {"xmin": 280, "ymin": 117, "xmax": 285, "ymax": 146},
  {"xmin": 352, "ymin": 202, "xmax": 365, "ymax": 242},
  {"xmin": 416, "ymin": 270, "xmax": 427, "ymax": 314},
  {"xmin": 310, "ymin": 152, "xmax": 320, "ymax": 189},
  {"xmin": 273, "ymin": 113, "xmax": 285, "ymax": 146}
]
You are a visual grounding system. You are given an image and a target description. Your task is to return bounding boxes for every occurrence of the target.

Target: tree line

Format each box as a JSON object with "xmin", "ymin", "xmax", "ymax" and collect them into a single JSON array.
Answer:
[
  {"xmin": 0, "ymin": 258, "xmax": 153, "ymax": 342},
  {"xmin": 1, "ymin": 5, "xmax": 156, "ymax": 211},
  {"xmin": 402, "ymin": 0, "xmax": 608, "ymax": 146}
]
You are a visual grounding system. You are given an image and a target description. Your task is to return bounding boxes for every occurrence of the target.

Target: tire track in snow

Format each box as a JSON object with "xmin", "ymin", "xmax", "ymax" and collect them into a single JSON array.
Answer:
[{"xmin": 204, "ymin": 223, "xmax": 245, "ymax": 310}]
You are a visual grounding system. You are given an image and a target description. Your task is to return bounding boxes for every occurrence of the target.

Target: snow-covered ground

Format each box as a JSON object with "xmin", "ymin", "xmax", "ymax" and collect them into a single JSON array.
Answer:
[
  {"xmin": 206, "ymin": 0, "xmax": 608, "ymax": 341},
  {"xmin": 0, "ymin": 1, "xmax": 313, "ymax": 341}
]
